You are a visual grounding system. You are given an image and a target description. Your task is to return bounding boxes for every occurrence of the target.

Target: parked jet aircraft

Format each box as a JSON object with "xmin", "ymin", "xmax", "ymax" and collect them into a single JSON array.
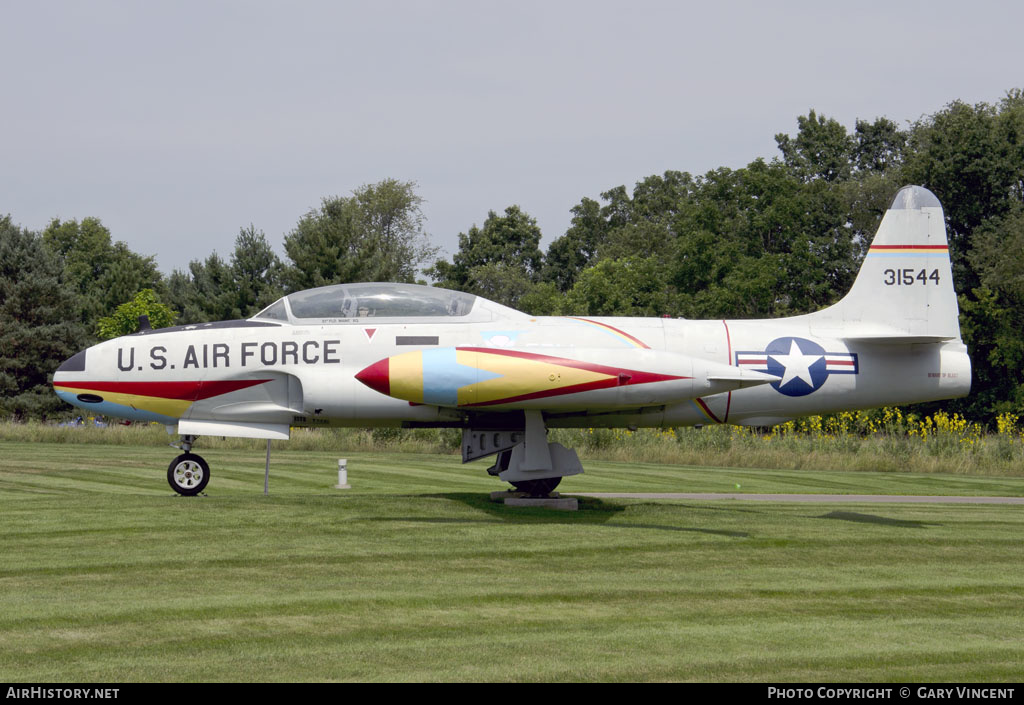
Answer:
[{"xmin": 53, "ymin": 186, "xmax": 970, "ymax": 496}]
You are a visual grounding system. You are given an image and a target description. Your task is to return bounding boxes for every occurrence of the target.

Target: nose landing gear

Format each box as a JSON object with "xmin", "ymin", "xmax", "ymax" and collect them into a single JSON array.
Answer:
[
  {"xmin": 168, "ymin": 434, "xmax": 209, "ymax": 496},
  {"xmin": 167, "ymin": 453, "xmax": 210, "ymax": 495}
]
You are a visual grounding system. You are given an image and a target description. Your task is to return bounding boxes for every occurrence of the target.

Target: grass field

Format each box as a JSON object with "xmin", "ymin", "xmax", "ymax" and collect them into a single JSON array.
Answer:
[{"xmin": 2, "ymin": 438, "xmax": 1024, "ymax": 682}]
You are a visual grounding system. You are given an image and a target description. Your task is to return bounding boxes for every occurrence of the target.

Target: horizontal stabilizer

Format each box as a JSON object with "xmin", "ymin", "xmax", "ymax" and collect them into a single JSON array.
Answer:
[
  {"xmin": 707, "ymin": 368, "xmax": 780, "ymax": 389},
  {"xmin": 841, "ymin": 334, "xmax": 955, "ymax": 345}
]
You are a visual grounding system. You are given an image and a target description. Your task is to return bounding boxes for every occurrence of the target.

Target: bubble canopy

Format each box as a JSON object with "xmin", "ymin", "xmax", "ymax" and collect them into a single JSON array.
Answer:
[{"xmin": 253, "ymin": 283, "xmax": 479, "ymax": 323}]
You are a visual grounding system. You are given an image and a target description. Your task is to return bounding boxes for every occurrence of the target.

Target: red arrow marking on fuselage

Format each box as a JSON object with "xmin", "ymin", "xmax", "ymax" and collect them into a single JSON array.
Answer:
[{"xmin": 52, "ymin": 379, "xmax": 272, "ymax": 401}]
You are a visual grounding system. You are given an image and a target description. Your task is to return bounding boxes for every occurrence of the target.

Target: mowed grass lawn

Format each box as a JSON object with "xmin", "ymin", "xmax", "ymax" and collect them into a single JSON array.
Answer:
[{"xmin": 2, "ymin": 440, "xmax": 1023, "ymax": 682}]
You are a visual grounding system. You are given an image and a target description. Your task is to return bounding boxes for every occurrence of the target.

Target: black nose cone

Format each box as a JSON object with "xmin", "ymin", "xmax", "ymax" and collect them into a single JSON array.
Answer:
[{"xmin": 57, "ymin": 349, "xmax": 87, "ymax": 373}]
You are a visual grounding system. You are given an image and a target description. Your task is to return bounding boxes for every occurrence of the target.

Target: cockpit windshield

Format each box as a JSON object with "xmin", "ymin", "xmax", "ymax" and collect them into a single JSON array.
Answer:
[{"xmin": 254, "ymin": 283, "xmax": 477, "ymax": 323}]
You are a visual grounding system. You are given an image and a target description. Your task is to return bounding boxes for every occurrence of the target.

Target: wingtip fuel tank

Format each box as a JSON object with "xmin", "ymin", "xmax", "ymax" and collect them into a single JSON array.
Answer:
[{"xmin": 355, "ymin": 346, "xmax": 778, "ymax": 410}]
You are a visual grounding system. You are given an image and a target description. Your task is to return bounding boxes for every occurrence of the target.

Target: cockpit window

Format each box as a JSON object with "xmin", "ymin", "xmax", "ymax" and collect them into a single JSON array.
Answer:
[
  {"xmin": 275, "ymin": 283, "xmax": 477, "ymax": 321},
  {"xmin": 254, "ymin": 299, "xmax": 289, "ymax": 321}
]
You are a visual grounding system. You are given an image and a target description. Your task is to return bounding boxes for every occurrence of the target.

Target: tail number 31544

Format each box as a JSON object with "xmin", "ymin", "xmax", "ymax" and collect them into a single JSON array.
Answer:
[{"xmin": 883, "ymin": 269, "xmax": 940, "ymax": 286}]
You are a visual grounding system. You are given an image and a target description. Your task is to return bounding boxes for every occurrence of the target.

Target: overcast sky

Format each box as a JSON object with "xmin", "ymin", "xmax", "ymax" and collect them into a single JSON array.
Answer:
[{"xmin": 2, "ymin": 0, "xmax": 1022, "ymax": 275}]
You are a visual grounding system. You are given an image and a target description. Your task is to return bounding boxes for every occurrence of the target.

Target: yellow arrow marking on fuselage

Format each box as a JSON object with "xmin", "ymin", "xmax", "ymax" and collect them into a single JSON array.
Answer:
[
  {"xmin": 54, "ymin": 386, "xmax": 193, "ymax": 418},
  {"xmin": 454, "ymin": 350, "xmax": 614, "ymax": 406}
]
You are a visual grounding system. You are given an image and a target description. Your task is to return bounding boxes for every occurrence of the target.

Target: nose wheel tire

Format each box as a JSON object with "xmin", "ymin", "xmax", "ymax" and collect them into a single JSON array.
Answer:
[{"xmin": 168, "ymin": 453, "xmax": 210, "ymax": 496}]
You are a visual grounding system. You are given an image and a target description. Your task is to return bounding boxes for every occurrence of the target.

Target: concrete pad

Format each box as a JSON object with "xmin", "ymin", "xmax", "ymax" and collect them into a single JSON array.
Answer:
[
  {"xmin": 490, "ymin": 490, "xmax": 577, "ymax": 510},
  {"xmin": 491, "ymin": 490, "xmax": 562, "ymax": 500},
  {"xmin": 490, "ymin": 490, "xmax": 523, "ymax": 501},
  {"xmin": 504, "ymin": 497, "xmax": 578, "ymax": 511}
]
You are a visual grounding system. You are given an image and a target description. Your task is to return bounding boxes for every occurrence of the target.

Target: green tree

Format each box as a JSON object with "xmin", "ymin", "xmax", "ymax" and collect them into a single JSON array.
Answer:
[
  {"xmin": 168, "ymin": 252, "xmax": 237, "ymax": 323},
  {"xmin": 517, "ymin": 281, "xmax": 563, "ymax": 316},
  {"xmin": 852, "ymin": 117, "xmax": 907, "ymax": 174},
  {"xmin": 542, "ymin": 172, "xmax": 695, "ymax": 293},
  {"xmin": 663, "ymin": 160, "xmax": 854, "ymax": 318},
  {"xmin": 565, "ymin": 256, "xmax": 674, "ymax": 316},
  {"xmin": 463, "ymin": 262, "xmax": 536, "ymax": 310},
  {"xmin": 957, "ymin": 287, "xmax": 1024, "ymax": 418},
  {"xmin": 541, "ymin": 197, "xmax": 606, "ymax": 292},
  {"xmin": 284, "ymin": 179, "xmax": 436, "ymax": 290},
  {"xmin": 41, "ymin": 217, "xmax": 160, "ymax": 325},
  {"xmin": 775, "ymin": 110, "xmax": 855, "ymax": 183},
  {"xmin": 232, "ymin": 225, "xmax": 283, "ymax": 315},
  {"xmin": 427, "ymin": 205, "xmax": 544, "ymax": 292},
  {"xmin": 902, "ymin": 92, "xmax": 1024, "ymax": 420},
  {"xmin": 96, "ymin": 289, "xmax": 178, "ymax": 340},
  {"xmin": 903, "ymin": 94, "xmax": 1024, "ymax": 289},
  {"xmin": 961, "ymin": 204, "xmax": 1024, "ymax": 416},
  {"xmin": 0, "ymin": 216, "xmax": 88, "ymax": 418},
  {"xmin": 167, "ymin": 226, "xmax": 285, "ymax": 324}
]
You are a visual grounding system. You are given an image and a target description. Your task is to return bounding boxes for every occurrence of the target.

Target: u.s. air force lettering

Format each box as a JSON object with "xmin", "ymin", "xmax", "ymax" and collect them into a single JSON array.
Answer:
[{"xmin": 116, "ymin": 340, "xmax": 343, "ymax": 371}]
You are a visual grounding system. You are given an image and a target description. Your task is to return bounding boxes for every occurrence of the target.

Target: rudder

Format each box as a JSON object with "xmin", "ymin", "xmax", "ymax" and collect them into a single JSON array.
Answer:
[{"xmin": 809, "ymin": 185, "xmax": 961, "ymax": 342}]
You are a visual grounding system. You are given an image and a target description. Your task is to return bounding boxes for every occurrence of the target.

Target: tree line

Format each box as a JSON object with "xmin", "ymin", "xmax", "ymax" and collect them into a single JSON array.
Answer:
[{"xmin": 2, "ymin": 91, "xmax": 1022, "ymax": 423}]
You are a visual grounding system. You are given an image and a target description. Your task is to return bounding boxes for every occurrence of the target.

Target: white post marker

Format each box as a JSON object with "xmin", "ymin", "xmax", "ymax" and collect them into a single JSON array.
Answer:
[
  {"xmin": 335, "ymin": 458, "xmax": 350, "ymax": 489},
  {"xmin": 264, "ymin": 439, "xmax": 271, "ymax": 496}
]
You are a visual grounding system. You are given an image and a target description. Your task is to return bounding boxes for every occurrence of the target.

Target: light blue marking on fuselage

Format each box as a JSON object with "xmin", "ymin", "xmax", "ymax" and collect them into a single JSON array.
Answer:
[
  {"xmin": 480, "ymin": 330, "xmax": 524, "ymax": 347},
  {"xmin": 55, "ymin": 390, "xmax": 177, "ymax": 424},
  {"xmin": 421, "ymin": 348, "xmax": 502, "ymax": 406}
]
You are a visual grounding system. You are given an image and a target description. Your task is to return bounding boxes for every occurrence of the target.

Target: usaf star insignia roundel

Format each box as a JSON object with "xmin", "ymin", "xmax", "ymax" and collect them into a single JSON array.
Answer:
[{"xmin": 735, "ymin": 336, "xmax": 858, "ymax": 397}]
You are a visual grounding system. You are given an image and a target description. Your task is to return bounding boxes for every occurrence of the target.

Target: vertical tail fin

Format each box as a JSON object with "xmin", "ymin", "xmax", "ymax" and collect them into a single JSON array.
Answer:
[{"xmin": 809, "ymin": 185, "xmax": 962, "ymax": 342}]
